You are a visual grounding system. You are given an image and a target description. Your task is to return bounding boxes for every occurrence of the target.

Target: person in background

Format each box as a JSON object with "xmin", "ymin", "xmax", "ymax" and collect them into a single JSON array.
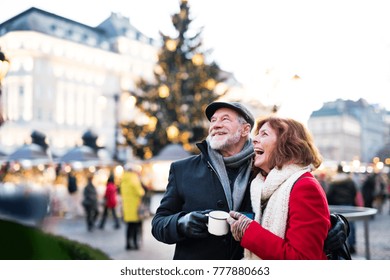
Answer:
[
  {"xmin": 66, "ymin": 171, "xmax": 79, "ymax": 218},
  {"xmin": 99, "ymin": 173, "xmax": 120, "ymax": 230},
  {"xmin": 316, "ymin": 172, "xmax": 329, "ymax": 193},
  {"xmin": 82, "ymin": 174, "xmax": 99, "ymax": 231},
  {"xmin": 119, "ymin": 166, "xmax": 145, "ymax": 250},
  {"xmin": 326, "ymin": 164, "xmax": 358, "ymax": 254},
  {"xmin": 361, "ymin": 173, "xmax": 377, "ymax": 209},
  {"xmin": 375, "ymin": 173, "xmax": 387, "ymax": 214},
  {"xmin": 227, "ymin": 116, "xmax": 331, "ymax": 259}
]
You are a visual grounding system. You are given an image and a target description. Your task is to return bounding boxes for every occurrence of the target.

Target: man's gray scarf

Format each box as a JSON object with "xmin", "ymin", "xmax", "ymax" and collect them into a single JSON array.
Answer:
[{"xmin": 207, "ymin": 138, "xmax": 254, "ymax": 210}]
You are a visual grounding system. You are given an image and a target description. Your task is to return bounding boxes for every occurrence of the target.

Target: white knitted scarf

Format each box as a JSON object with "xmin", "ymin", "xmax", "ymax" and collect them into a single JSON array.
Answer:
[{"xmin": 244, "ymin": 164, "xmax": 311, "ymax": 260}]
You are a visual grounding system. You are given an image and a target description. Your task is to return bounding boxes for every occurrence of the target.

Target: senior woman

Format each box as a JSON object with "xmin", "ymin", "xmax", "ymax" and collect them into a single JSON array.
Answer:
[{"xmin": 227, "ymin": 116, "xmax": 331, "ymax": 260}]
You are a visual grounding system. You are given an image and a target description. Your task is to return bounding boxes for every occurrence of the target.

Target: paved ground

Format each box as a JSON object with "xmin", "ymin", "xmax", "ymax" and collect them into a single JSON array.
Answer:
[
  {"xmin": 353, "ymin": 203, "xmax": 390, "ymax": 260},
  {"xmin": 42, "ymin": 214, "xmax": 175, "ymax": 260},
  {"xmin": 42, "ymin": 201, "xmax": 390, "ymax": 260}
]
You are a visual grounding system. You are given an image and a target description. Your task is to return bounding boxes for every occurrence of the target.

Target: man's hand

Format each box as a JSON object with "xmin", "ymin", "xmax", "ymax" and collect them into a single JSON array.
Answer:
[
  {"xmin": 324, "ymin": 213, "xmax": 350, "ymax": 252},
  {"xmin": 177, "ymin": 210, "xmax": 210, "ymax": 238},
  {"xmin": 227, "ymin": 211, "xmax": 253, "ymax": 241}
]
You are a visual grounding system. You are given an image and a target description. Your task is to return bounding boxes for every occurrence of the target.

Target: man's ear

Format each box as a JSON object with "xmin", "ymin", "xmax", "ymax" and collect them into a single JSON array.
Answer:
[{"xmin": 241, "ymin": 123, "xmax": 251, "ymax": 137}]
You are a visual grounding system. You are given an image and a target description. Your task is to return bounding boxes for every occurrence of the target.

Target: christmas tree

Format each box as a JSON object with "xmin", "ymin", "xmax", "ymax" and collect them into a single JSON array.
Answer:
[{"xmin": 121, "ymin": 0, "xmax": 228, "ymax": 159}]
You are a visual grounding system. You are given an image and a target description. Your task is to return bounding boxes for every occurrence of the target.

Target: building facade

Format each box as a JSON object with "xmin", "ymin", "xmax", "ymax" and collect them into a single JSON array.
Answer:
[
  {"xmin": 308, "ymin": 98, "xmax": 389, "ymax": 164},
  {"xmin": 0, "ymin": 7, "xmax": 158, "ymax": 161}
]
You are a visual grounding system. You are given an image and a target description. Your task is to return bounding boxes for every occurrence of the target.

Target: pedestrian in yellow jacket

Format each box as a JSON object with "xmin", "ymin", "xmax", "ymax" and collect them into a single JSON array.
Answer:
[{"xmin": 120, "ymin": 169, "xmax": 145, "ymax": 250}]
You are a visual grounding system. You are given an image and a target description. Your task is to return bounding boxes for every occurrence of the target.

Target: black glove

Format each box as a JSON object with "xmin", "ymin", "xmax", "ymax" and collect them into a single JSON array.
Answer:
[
  {"xmin": 324, "ymin": 213, "xmax": 350, "ymax": 252},
  {"xmin": 177, "ymin": 210, "xmax": 210, "ymax": 238}
]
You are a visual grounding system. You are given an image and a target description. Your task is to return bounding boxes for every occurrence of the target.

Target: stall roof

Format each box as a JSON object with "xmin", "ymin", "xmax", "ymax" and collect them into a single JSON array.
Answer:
[
  {"xmin": 59, "ymin": 146, "xmax": 99, "ymax": 163},
  {"xmin": 147, "ymin": 144, "xmax": 192, "ymax": 162},
  {"xmin": 7, "ymin": 143, "xmax": 51, "ymax": 164},
  {"xmin": 58, "ymin": 145, "xmax": 117, "ymax": 167}
]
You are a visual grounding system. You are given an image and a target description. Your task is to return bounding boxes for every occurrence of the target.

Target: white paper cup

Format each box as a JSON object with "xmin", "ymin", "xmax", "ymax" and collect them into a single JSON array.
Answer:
[{"xmin": 207, "ymin": 210, "xmax": 230, "ymax": 236}]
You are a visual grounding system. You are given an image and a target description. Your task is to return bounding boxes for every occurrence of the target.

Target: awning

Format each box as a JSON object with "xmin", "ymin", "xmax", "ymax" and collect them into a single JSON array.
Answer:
[
  {"xmin": 58, "ymin": 146, "xmax": 115, "ymax": 167},
  {"xmin": 59, "ymin": 146, "xmax": 99, "ymax": 162},
  {"xmin": 7, "ymin": 143, "xmax": 51, "ymax": 165},
  {"xmin": 147, "ymin": 144, "xmax": 191, "ymax": 162}
]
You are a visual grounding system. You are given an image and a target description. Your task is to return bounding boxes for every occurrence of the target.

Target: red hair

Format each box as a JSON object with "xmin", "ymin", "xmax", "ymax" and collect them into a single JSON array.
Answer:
[{"xmin": 254, "ymin": 116, "xmax": 322, "ymax": 171}]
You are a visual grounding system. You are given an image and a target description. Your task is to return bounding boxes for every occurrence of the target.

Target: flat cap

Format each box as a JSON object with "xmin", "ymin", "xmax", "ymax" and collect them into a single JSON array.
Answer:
[{"xmin": 205, "ymin": 101, "xmax": 255, "ymax": 128}]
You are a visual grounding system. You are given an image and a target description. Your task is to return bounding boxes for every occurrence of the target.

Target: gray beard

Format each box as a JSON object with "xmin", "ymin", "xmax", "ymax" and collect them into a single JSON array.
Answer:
[{"xmin": 209, "ymin": 128, "xmax": 242, "ymax": 151}]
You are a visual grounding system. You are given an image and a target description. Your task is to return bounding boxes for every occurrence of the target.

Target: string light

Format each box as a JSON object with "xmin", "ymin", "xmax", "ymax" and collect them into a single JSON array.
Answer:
[
  {"xmin": 191, "ymin": 53, "xmax": 204, "ymax": 66},
  {"xmin": 165, "ymin": 39, "xmax": 177, "ymax": 52},
  {"xmin": 158, "ymin": 84, "xmax": 170, "ymax": 98}
]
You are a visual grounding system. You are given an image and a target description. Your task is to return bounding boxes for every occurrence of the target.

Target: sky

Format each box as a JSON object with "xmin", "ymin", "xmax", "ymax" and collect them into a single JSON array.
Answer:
[{"xmin": 2, "ymin": 0, "xmax": 390, "ymax": 123}]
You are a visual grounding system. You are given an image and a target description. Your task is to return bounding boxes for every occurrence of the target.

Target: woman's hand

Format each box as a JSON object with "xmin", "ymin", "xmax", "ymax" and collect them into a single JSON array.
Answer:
[{"xmin": 227, "ymin": 211, "xmax": 253, "ymax": 241}]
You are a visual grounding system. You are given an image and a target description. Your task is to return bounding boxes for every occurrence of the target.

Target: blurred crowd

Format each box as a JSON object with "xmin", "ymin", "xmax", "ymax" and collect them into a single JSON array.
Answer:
[
  {"xmin": 315, "ymin": 165, "xmax": 389, "ymax": 255},
  {"xmin": 316, "ymin": 168, "xmax": 389, "ymax": 212},
  {"xmin": 0, "ymin": 162, "xmax": 152, "ymax": 250}
]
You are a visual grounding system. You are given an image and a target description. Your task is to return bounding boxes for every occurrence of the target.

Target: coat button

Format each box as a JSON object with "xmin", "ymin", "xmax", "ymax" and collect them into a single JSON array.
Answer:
[{"xmin": 217, "ymin": 200, "xmax": 225, "ymax": 208}]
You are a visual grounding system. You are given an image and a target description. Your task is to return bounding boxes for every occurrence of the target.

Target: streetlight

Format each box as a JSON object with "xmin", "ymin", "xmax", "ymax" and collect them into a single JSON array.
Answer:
[
  {"xmin": 113, "ymin": 93, "xmax": 120, "ymax": 162},
  {"xmin": 0, "ymin": 48, "xmax": 10, "ymax": 127}
]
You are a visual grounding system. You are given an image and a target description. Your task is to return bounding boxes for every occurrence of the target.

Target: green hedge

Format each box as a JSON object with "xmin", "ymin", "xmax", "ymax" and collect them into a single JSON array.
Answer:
[{"xmin": 0, "ymin": 219, "xmax": 110, "ymax": 260}]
